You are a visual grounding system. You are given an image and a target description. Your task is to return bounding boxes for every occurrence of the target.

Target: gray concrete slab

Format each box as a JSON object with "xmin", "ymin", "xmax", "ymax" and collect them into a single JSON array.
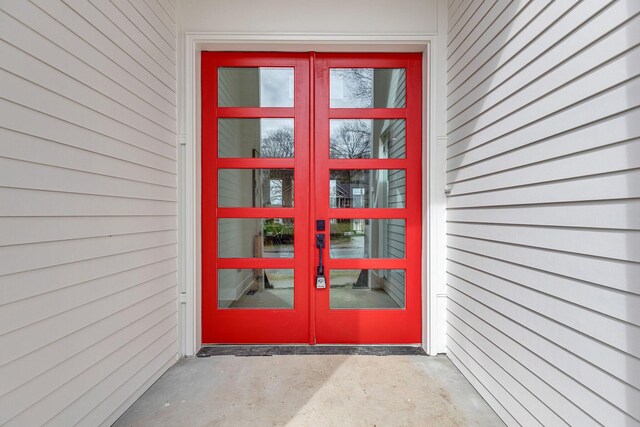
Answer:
[{"xmin": 114, "ymin": 355, "xmax": 504, "ymax": 427}]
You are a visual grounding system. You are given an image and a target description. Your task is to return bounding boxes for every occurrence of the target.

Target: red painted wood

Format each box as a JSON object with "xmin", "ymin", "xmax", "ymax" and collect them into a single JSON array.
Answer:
[
  {"xmin": 326, "ymin": 159, "xmax": 407, "ymax": 169},
  {"xmin": 327, "ymin": 208, "xmax": 407, "ymax": 219},
  {"xmin": 329, "ymin": 109, "xmax": 406, "ymax": 119},
  {"xmin": 308, "ymin": 52, "xmax": 317, "ymax": 345},
  {"xmin": 217, "ymin": 259, "xmax": 295, "ymax": 269},
  {"xmin": 217, "ymin": 107, "xmax": 294, "ymax": 118},
  {"xmin": 217, "ymin": 208, "xmax": 296, "ymax": 218},
  {"xmin": 216, "ymin": 159, "xmax": 294, "ymax": 169},
  {"xmin": 328, "ymin": 259, "xmax": 407, "ymax": 269},
  {"xmin": 202, "ymin": 52, "xmax": 422, "ymax": 345},
  {"xmin": 313, "ymin": 53, "xmax": 422, "ymax": 344},
  {"xmin": 202, "ymin": 52, "xmax": 311, "ymax": 344}
]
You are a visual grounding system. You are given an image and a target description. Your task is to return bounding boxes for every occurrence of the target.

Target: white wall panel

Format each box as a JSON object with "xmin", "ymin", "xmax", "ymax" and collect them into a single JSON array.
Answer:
[
  {"xmin": 0, "ymin": 1, "xmax": 177, "ymax": 426},
  {"xmin": 446, "ymin": 1, "xmax": 640, "ymax": 425},
  {"xmin": 179, "ymin": 0, "xmax": 438, "ymax": 35}
]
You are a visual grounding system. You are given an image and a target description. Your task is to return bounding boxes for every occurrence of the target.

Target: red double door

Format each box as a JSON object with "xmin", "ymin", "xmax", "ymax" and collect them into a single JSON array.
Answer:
[{"xmin": 202, "ymin": 52, "xmax": 422, "ymax": 344}]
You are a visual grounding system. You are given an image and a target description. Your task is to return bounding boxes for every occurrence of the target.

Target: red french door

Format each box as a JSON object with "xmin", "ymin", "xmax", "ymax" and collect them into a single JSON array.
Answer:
[
  {"xmin": 202, "ymin": 52, "xmax": 421, "ymax": 344},
  {"xmin": 202, "ymin": 53, "xmax": 311, "ymax": 343},
  {"xmin": 313, "ymin": 54, "xmax": 422, "ymax": 343}
]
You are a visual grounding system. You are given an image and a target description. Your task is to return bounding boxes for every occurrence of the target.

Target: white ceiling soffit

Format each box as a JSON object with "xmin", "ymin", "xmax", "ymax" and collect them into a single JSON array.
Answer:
[{"xmin": 189, "ymin": 33, "xmax": 432, "ymax": 52}]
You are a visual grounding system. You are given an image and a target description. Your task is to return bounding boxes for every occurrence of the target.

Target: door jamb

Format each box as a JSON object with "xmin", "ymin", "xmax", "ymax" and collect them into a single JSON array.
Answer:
[{"xmin": 179, "ymin": 32, "xmax": 448, "ymax": 356}]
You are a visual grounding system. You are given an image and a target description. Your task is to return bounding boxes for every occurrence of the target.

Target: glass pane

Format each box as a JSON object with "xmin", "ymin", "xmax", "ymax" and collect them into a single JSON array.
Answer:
[
  {"xmin": 329, "ymin": 219, "xmax": 405, "ymax": 258},
  {"xmin": 219, "ymin": 269, "xmax": 294, "ymax": 309},
  {"xmin": 219, "ymin": 169, "xmax": 294, "ymax": 208},
  {"xmin": 218, "ymin": 218, "xmax": 294, "ymax": 258},
  {"xmin": 330, "ymin": 269, "xmax": 405, "ymax": 309},
  {"xmin": 218, "ymin": 67, "xmax": 294, "ymax": 107},
  {"xmin": 330, "ymin": 68, "xmax": 406, "ymax": 108},
  {"xmin": 330, "ymin": 119, "xmax": 406, "ymax": 159},
  {"xmin": 219, "ymin": 119, "xmax": 294, "ymax": 158},
  {"xmin": 330, "ymin": 170, "xmax": 405, "ymax": 208}
]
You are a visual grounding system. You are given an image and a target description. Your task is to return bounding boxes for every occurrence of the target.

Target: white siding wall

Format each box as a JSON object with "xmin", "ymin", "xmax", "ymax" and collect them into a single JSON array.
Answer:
[
  {"xmin": 446, "ymin": 0, "xmax": 640, "ymax": 425},
  {"xmin": 0, "ymin": 1, "xmax": 177, "ymax": 425}
]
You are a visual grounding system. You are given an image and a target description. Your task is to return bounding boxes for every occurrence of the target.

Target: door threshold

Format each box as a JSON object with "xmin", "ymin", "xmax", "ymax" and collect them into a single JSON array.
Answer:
[{"xmin": 196, "ymin": 345, "xmax": 426, "ymax": 357}]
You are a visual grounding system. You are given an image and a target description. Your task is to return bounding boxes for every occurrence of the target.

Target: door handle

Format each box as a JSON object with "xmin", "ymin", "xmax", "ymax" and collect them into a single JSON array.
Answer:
[{"xmin": 316, "ymin": 234, "xmax": 326, "ymax": 288}]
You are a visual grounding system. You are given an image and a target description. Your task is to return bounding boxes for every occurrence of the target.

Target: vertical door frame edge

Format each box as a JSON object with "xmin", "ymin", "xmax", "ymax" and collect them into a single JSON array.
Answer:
[{"xmin": 179, "ymin": 32, "xmax": 447, "ymax": 356}]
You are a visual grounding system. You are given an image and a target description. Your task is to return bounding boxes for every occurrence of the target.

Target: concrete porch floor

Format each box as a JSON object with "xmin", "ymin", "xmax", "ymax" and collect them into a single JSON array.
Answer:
[{"xmin": 113, "ymin": 354, "xmax": 504, "ymax": 427}]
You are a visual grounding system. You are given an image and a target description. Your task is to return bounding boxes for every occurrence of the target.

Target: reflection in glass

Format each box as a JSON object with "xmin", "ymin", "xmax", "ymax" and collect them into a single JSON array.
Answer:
[
  {"xmin": 329, "ymin": 219, "xmax": 405, "ymax": 259},
  {"xmin": 218, "ymin": 218, "xmax": 294, "ymax": 258},
  {"xmin": 330, "ymin": 119, "xmax": 406, "ymax": 159},
  {"xmin": 219, "ymin": 269, "xmax": 294, "ymax": 309},
  {"xmin": 330, "ymin": 68, "xmax": 406, "ymax": 108},
  {"xmin": 330, "ymin": 269, "xmax": 405, "ymax": 309},
  {"xmin": 218, "ymin": 119, "xmax": 294, "ymax": 158},
  {"xmin": 329, "ymin": 170, "xmax": 405, "ymax": 208},
  {"xmin": 219, "ymin": 169, "xmax": 294, "ymax": 208},
  {"xmin": 218, "ymin": 67, "xmax": 294, "ymax": 107}
]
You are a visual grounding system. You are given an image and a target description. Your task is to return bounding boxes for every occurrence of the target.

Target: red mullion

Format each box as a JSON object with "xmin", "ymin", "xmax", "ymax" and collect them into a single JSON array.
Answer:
[
  {"xmin": 329, "ymin": 259, "xmax": 406, "ymax": 269},
  {"xmin": 217, "ymin": 258, "xmax": 294, "ymax": 269},
  {"xmin": 328, "ymin": 109, "xmax": 405, "ymax": 120},
  {"xmin": 314, "ymin": 56, "xmax": 331, "ymax": 338},
  {"xmin": 292, "ymin": 55, "xmax": 311, "ymax": 341},
  {"xmin": 217, "ymin": 107, "xmax": 294, "ymax": 118},
  {"xmin": 328, "ymin": 208, "xmax": 406, "ymax": 219},
  {"xmin": 316, "ymin": 53, "xmax": 417, "ymax": 68},
  {"xmin": 308, "ymin": 52, "xmax": 317, "ymax": 344},
  {"xmin": 209, "ymin": 52, "xmax": 305, "ymax": 67},
  {"xmin": 328, "ymin": 159, "xmax": 406, "ymax": 170},
  {"xmin": 217, "ymin": 158, "xmax": 294, "ymax": 169},
  {"xmin": 217, "ymin": 208, "xmax": 295, "ymax": 218}
]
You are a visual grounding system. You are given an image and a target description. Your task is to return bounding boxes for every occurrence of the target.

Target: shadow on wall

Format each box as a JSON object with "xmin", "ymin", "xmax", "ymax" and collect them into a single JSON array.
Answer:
[{"xmin": 444, "ymin": 3, "xmax": 561, "ymax": 426}]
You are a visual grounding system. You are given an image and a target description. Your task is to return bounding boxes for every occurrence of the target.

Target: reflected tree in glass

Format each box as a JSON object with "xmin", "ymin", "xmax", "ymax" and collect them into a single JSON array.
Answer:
[
  {"xmin": 333, "ymin": 69, "xmax": 374, "ymax": 108},
  {"xmin": 261, "ymin": 124, "xmax": 294, "ymax": 158},
  {"xmin": 330, "ymin": 120, "xmax": 372, "ymax": 159},
  {"xmin": 331, "ymin": 68, "xmax": 406, "ymax": 108}
]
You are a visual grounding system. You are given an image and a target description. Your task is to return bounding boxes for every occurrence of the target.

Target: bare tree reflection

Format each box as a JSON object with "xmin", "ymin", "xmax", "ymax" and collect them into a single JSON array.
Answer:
[
  {"xmin": 333, "ymin": 68, "xmax": 374, "ymax": 107},
  {"xmin": 261, "ymin": 125, "xmax": 294, "ymax": 157},
  {"xmin": 251, "ymin": 125, "xmax": 295, "ymax": 208},
  {"xmin": 330, "ymin": 120, "xmax": 372, "ymax": 159}
]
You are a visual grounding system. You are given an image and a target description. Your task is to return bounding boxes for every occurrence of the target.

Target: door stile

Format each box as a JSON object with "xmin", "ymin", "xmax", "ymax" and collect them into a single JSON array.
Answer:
[{"xmin": 308, "ymin": 52, "xmax": 317, "ymax": 344}]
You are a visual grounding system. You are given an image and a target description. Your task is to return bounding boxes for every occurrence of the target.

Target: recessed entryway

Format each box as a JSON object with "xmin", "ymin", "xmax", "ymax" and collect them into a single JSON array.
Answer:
[{"xmin": 202, "ymin": 52, "xmax": 422, "ymax": 344}]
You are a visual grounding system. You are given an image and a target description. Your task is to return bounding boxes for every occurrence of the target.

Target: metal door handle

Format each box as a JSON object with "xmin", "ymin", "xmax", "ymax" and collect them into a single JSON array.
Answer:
[{"xmin": 316, "ymin": 234, "xmax": 326, "ymax": 288}]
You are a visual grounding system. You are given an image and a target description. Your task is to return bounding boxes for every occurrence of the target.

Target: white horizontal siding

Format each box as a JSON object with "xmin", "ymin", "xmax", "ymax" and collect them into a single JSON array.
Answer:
[
  {"xmin": 0, "ymin": 1, "xmax": 177, "ymax": 426},
  {"xmin": 0, "ymin": 99, "xmax": 176, "ymax": 173},
  {"xmin": 0, "ymin": 128, "xmax": 176, "ymax": 187},
  {"xmin": 446, "ymin": 1, "xmax": 640, "ymax": 426}
]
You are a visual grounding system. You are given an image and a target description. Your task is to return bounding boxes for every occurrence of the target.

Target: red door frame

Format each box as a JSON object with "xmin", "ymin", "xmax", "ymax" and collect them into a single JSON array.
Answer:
[
  {"xmin": 313, "ymin": 53, "xmax": 422, "ymax": 343},
  {"xmin": 202, "ymin": 52, "xmax": 422, "ymax": 344}
]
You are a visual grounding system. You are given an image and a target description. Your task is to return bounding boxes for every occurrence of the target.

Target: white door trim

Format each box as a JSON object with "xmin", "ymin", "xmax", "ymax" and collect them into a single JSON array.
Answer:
[{"xmin": 178, "ymin": 32, "xmax": 447, "ymax": 356}]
